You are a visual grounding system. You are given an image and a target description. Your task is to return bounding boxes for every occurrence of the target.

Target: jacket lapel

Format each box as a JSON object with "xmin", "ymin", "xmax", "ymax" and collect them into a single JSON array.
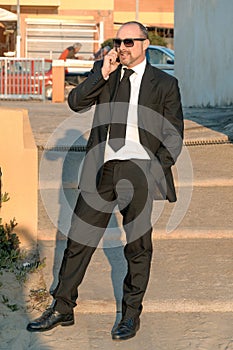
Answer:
[{"xmin": 138, "ymin": 63, "xmax": 156, "ymax": 106}]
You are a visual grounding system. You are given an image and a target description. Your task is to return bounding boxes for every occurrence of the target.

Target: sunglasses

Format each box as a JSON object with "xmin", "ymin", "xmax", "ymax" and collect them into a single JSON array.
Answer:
[{"xmin": 113, "ymin": 38, "xmax": 146, "ymax": 48}]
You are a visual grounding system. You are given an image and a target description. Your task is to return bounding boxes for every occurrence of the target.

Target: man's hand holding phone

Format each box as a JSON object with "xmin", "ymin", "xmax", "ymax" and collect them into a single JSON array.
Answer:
[{"xmin": 101, "ymin": 48, "xmax": 120, "ymax": 79}]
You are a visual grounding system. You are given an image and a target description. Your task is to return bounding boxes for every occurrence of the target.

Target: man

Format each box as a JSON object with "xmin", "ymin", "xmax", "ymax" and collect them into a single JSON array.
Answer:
[
  {"xmin": 59, "ymin": 42, "xmax": 82, "ymax": 60},
  {"xmin": 27, "ymin": 21, "xmax": 183, "ymax": 340}
]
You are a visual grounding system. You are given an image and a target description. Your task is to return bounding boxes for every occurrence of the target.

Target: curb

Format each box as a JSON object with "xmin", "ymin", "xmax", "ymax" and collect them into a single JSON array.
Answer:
[
  {"xmin": 37, "ymin": 138, "xmax": 232, "ymax": 152},
  {"xmin": 72, "ymin": 299, "xmax": 233, "ymax": 314}
]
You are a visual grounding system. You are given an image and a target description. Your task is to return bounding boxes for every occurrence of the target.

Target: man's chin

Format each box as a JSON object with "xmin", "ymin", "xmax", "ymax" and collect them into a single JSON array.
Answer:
[{"xmin": 120, "ymin": 54, "xmax": 129, "ymax": 64}]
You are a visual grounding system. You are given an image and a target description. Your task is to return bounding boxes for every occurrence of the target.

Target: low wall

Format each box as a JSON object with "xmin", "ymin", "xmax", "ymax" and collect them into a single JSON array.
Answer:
[{"xmin": 0, "ymin": 108, "xmax": 38, "ymax": 249}]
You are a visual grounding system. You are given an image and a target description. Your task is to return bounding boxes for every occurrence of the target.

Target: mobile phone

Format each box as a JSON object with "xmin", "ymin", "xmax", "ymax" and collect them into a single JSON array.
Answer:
[{"xmin": 115, "ymin": 48, "xmax": 120, "ymax": 62}]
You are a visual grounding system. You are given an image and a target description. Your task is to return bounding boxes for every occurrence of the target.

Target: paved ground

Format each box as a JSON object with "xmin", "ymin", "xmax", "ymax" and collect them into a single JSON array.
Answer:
[{"xmin": 0, "ymin": 100, "xmax": 233, "ymax": 349}]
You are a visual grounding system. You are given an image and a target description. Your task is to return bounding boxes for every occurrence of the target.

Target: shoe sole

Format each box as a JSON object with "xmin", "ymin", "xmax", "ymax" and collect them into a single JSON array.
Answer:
[
  {"xmin": 27, "ymin": 320, "xmax": 74, "ymax": 332},
  {"xmin": 112, "ymin": 332, "xmax": 137, "ymax": 341}
]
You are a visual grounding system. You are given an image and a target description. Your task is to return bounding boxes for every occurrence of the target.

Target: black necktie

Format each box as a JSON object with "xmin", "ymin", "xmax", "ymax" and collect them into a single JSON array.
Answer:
[{"xmin": 108, "ymin": 68, "xmax": 134, "ymax": 151}]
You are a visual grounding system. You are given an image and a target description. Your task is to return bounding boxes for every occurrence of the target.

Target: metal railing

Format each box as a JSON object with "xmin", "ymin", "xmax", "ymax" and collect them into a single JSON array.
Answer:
[{"xmin": 0, "ymin": 58, "xmax": 48, "ymax": 100}]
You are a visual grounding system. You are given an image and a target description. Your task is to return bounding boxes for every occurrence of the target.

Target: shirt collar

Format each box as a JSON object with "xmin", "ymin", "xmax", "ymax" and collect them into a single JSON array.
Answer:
[{"xmin": 122, "ymin": 58, "xmax": 147, "ymax": 77}]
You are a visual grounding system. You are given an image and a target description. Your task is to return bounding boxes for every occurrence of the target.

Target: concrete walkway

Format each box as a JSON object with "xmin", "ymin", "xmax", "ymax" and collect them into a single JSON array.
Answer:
[{"xmin": 0, "ymin": 100, "xmax": 233, "ymax": 349}]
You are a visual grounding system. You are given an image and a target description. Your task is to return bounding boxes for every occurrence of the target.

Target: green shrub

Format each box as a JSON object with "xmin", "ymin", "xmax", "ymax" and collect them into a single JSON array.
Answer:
[
  {"xmin": 0, "ymin": 218, "xmax": 21, "ymax": 267},
  {"xmin": 0, "ymin": 192, "xmax": 45, "ymax": 282},
  {"xmin": 101, "ymin": 38, "xmax": 114, "ymax": 49},
  {"xmin": 148, "ymin": 32, "xmax": 168, "ymax": 47},
  {"xmin": 0, "ymin": 193, "xmax": 21, "ymax": 270}
]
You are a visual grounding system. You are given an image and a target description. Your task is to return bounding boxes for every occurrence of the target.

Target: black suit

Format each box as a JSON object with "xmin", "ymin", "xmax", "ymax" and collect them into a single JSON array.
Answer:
[
  {"xmin": 69, "ymin": 60, "xmax": 183, "ymax": 201},
  {"xmin": 52, "ymin": 60, "xmax": 183, "ymax": 319}
]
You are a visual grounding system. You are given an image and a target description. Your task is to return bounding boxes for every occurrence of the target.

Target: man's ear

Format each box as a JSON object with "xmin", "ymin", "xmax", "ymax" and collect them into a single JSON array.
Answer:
[{"xmin": 143, "ymin": 39, "xmax": 150, "ymax": 51}]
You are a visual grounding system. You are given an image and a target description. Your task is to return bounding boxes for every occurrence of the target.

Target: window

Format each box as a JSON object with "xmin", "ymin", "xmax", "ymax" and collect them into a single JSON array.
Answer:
[{"xmin": 147, "ymin": 48, "xmax": 170, "ymax": 65}]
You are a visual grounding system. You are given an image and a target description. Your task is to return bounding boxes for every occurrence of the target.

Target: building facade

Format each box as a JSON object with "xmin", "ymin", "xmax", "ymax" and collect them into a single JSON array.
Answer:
[{"xmin": 0, "ymin": 0, "xmax": 174, "ymax": 58}]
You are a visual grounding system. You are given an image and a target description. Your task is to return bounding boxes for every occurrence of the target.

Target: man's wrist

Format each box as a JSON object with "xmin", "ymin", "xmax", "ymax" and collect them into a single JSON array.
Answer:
[{"xmin": 101, "ymin": 68, "xmax": 109, "ymax": 80}]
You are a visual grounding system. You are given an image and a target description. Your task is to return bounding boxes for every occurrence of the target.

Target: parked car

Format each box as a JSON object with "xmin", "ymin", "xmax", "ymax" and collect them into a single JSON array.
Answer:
[{"xmin": 146, "ymin": 45, "xmax": 174, "ymax": 75}]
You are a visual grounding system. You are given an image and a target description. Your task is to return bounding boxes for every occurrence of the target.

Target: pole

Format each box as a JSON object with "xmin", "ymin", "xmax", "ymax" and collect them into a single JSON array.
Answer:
[
  {"xmin": 99, "ymin": 21, "xmax": 104, "ymax": 47},
  {"xmin": 135, "ymin": 0, "xmax": 139, "ymax": 21},
  {"xmin": 16, "ymin": 0, "xmax": 21, "ymax": 57}
]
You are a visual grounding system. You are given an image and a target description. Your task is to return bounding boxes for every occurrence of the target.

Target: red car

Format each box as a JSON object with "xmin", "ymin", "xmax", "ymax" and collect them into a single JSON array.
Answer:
[{"xmin": 0, "ymin": 58, "xmax": 53, "ymax": 100}]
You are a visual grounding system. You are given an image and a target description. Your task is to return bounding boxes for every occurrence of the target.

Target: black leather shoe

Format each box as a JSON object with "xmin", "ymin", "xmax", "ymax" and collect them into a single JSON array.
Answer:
[
  {"xmin": 112, "ymin": 317, "xmax": 140, "ymax": 340},
  {"xmin": 27, "ymin": 308, "xmax": 74, "ymax": 332}
]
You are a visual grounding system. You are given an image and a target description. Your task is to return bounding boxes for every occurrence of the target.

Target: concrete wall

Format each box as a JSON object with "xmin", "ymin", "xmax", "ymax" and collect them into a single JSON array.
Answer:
[
  {"xmin": 0, "ymin": 108, "xmax": 38, "ymax": 249},
  {"xmin": 174, "ymin": 0, "xmax": 233, "ymax": 107}
]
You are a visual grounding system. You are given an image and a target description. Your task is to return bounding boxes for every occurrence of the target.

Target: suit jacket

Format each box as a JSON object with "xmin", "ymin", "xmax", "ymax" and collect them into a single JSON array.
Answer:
[{"xmin": 68, "ymin": 60, "xmax": 184, "ymax": 202}]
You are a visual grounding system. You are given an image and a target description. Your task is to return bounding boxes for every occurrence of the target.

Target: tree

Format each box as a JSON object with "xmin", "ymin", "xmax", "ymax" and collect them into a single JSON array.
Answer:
[{"xmin": 148, "ymin": 32, "xmax": 167, "ymax": 46}]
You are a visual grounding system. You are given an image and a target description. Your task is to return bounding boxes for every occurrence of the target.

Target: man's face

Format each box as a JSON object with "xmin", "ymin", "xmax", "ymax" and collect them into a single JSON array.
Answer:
[
  {"xmin": 115, "ymin": 24, "xmax": 149, "ymax": 68},
  {"xmin": 74, "ymin": 47, "xmax": 80, "ymax": 53}
]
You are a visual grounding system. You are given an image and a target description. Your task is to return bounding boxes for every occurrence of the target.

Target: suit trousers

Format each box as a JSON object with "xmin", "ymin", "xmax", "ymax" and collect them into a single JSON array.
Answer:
[{"xmin": 52, "ymin": 159, "xmax": 154, "ymax": 319}]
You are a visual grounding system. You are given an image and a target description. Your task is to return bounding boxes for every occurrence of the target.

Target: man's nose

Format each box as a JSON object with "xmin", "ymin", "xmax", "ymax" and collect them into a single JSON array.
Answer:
[{"xmin": 119, "ymin": 41, "xmax": 126, "ymax": 49}]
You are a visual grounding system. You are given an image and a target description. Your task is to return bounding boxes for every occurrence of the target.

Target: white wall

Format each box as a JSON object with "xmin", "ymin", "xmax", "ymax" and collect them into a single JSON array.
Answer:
[{"xmin": 174, "ymin": 0, "xmax": 233, "ymax": 107}]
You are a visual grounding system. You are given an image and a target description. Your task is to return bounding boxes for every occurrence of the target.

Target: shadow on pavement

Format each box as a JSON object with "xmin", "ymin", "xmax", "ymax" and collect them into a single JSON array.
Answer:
[{"xmin": 39, "ymin": 127, "xmax": 128, "ymax": 328}]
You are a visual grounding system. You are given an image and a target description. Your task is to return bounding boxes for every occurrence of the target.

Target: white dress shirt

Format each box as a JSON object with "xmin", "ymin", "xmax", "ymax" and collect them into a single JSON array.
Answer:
[{"xmin": 104, "ymin": 58, "xmax": 150, "ymax": 162}]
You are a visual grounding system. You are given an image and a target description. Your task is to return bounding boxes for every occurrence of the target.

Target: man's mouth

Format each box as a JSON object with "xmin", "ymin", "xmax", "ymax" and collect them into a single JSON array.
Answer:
[{"xmin": 120, "ymin": 51, "xmax": 129, "ymax": 59}]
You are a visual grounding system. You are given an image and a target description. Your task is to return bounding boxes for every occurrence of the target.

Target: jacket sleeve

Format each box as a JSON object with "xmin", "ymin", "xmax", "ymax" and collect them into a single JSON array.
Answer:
[
  {"xmin": 156, "ymin": 77, "xmax": 184, "ymax": 169},
  {"xmin": 67, "ymin": 60, "xmax": 108, "ymax": 113}
]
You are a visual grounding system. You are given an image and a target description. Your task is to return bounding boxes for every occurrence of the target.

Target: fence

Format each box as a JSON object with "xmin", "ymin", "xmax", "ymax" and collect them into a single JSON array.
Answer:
[{"xmin": 0, "ymin": 58, "xmax": 52, "ymax": 100}]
